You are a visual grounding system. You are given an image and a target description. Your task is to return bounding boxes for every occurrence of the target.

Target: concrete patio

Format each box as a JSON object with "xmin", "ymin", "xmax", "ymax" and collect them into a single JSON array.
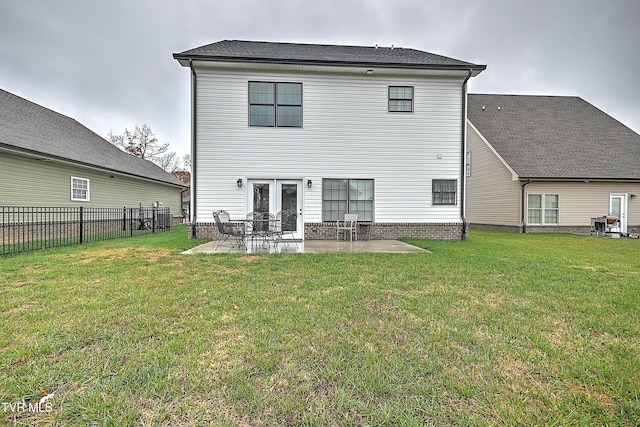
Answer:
[{"xmin": 181, "ymin": 239, "xmax": 427, "ymax": 254}]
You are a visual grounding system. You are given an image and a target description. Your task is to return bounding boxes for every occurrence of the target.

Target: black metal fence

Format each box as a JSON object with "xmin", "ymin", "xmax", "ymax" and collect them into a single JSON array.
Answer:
[{"xmin": 1, "ymin": 206, "xmax": 172, "ymax": 255}]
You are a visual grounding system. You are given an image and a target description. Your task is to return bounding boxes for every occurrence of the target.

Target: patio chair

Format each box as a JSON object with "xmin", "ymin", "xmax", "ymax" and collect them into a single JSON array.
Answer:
[
  {"xmin": 246, "ymin": 211, "xmax": 274, "ymax": 248},
  {"xmin": 336, "ymin": 213, "xmax": 358, "ymax": 241},
  {"xmin": 212, "ymin": 210, "xmax": 245, "ymax": 250},
  {"xmin": 274, "ymin": 210, "xmax": 298, "ymax": 248}
]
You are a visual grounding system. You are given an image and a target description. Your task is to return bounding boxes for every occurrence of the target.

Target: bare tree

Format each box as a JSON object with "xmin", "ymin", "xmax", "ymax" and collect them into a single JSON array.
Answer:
[
  {"xmin": 182, "ymin": 154, "xmax": 191, "ymax": 169},
  {"xmin": 157, "ymin": 152, "xmax": 181, "ymax": 173},
  {"xmin": 107, "ymin": 124, "xmax": 169, "ymax": 163}
]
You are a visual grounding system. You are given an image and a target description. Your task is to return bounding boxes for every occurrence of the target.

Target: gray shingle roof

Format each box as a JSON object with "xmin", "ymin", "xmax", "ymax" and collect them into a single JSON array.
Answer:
[
  {"xmin": 174, "ymin": 39, "xmax": 485, "ymax": 71},
  {"xmin": 0, "ymin": 89, "xmax": 185, "ymax": 187},
  {"xmin": 468, "ymin": 94, "xmax": 640, "ymax": 180}
]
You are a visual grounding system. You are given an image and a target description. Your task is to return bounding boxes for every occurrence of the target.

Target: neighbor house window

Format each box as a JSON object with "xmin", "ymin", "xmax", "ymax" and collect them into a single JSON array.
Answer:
[
  {"xmin": 322, "ymin": 179, "xmax": 374, "ymax": 222},
  {"xmin": 432, "ymin": 180, "xmax": 457, "ymax": 205},
  {"xmin": 527, "ymin": 194, "xmax": 559, "ymax": 224},
  {"xmin": 388, "ymin": 86, "xmax": 414, "ymax": 112},
  {"xmin": 466, "ymin": 151, "xmax": 471, "ymax": 177},
  {"xmin": 249, "ymin": 82, "xmax": 302, "ymax": 127},
  {"xmin": 71, "ymin": 177, "xmax": 90, "ymax": 201}
]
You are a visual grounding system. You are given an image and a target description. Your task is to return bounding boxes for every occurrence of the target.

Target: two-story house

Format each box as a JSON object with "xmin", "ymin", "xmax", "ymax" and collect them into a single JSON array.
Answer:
[{"xmin": 173, "ymin": 40, "xmax": 485, "ymax": 240}]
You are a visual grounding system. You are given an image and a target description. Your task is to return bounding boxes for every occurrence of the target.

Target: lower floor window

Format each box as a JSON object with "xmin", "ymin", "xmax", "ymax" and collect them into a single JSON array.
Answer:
[
  {"xmin": 322, "ymin": 179, "xmax": 374, "ymax": 222},
  {"xmin": 432, "ymin": 179, "xmax": 457, "ymax": 205},
  {"xmin": 528, "ymin": 194, "xmax": 559, "ymax": 224},
  {"xmin": 71, "ymin": 177, "xmax": 90, "ymax": 201}
]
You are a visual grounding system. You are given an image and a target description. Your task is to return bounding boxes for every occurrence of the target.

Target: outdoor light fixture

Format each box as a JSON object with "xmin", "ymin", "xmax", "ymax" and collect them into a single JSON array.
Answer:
[
  {"xmin": 237, "ymin": 179, "xmax": 243, "ymax": 188},
  {"xmin": 307, "ymin": 179, "xmax": 312, "ymax": 188}
]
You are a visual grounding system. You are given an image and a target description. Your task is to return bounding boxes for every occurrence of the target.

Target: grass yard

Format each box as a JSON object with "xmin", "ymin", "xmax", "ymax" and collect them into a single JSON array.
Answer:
[{"xmin": 1, "ymin": 225, "xmax": 639, "ymax": 426}]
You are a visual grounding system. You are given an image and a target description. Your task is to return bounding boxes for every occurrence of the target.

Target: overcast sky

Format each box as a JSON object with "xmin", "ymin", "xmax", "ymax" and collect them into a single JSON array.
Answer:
[{"xmin": 1, "ymin": 0, "xmax": 639, "ymax": 162}]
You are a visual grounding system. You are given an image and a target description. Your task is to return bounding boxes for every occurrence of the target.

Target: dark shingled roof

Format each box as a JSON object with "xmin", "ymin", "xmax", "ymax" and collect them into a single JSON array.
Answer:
[
  {"xmin": 174, "ymin": 39, "xmax": 485, "ymax": 71},
  {"xmin": 468, "ymin": 94, "xmax": 640, "ymax": 180},
  {"xmin": 0, "ymin": 89, "xmax": 184, "ymax": 187}
]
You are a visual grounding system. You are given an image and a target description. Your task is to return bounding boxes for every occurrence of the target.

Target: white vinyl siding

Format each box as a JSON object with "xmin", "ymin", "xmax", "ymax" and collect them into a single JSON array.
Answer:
[{"xmin": 194, "ymin": 66, "xmax": 465, "ymax": 223}]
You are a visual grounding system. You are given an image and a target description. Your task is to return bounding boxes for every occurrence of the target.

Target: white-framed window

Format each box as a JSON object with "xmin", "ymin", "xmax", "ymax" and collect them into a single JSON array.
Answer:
[
  {"xmin": 527, "ymin": 194, "xmax": 559, "ymax": 224},
  {"xmin": 466, "ymin": 151, "xmax": 471, "ymax": 177},
  {"xmin": 432, "ymin": 179, "xmax": 457, "ymax": 205},
  {"xmin": 388, "ymin": 86, "xmax": 414, "ymax": 112},
  {"xmin": 71, "ymin": 177, "xmax": 90, "ymax": 201}
]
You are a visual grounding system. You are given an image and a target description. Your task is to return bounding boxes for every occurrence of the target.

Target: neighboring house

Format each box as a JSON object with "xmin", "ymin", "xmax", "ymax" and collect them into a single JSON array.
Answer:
[
  {"xmin": 173, "ymin": 40, "xmax": 485, "ymax": 240},
  {"xmin": 466, "ymin": 94, "xmax": 640, "ymax": 234},
  {"xmin": 0, "ymin": 88, "xmax": 186, "ymax": 221}
]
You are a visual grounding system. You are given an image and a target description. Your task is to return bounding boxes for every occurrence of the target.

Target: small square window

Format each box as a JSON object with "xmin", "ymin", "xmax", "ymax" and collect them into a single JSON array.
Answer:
[
  {"xmin": 71, "ymin": 177, "xmax": 90, "ymax": 201},
  {"xmin": 389, "ymin": 86, "xmax": 414, "ymax": 112},
  {"xmin": 432, "ymin": 180, "xmax": 457, "ymax": 205}
]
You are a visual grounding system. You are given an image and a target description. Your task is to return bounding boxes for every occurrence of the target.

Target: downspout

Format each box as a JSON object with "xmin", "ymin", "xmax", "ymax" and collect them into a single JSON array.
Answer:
[
  {"xmin": 460, "ymin": 69, "xmax": 473, "ymax": 240},
  {"xmin": 188, "ymin": 59, "xmax": 198, "ymax": 238},
  {"xmin": 521, "ymin": 179, "xmax": 532, "ymax": 233}
]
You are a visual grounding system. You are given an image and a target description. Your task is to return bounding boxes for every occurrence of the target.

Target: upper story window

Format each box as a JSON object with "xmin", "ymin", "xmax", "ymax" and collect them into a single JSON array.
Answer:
[
  {"xmin": 388, "ymin": 86, "xmax": 414, "ymax": 112},
  {"xmin": 71, "ymin": 177, "xmax": 90, "ymax": 201},
  {"xmin": 432, "ymin": 179, "xmax": 457, "ymax": 205},
  {"xmin": 249, "ymin": 82, "xmax": 302, "ymax": 127}
]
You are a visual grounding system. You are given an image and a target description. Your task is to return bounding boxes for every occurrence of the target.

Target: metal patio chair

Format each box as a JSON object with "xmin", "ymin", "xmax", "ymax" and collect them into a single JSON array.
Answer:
[{"xmin": 212, "ymin": 210, "xmax": 245, "ymax": 250}]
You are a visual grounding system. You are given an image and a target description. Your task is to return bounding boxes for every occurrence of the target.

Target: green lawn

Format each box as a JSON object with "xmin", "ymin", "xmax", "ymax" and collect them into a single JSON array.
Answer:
[{"xmin": 1, "ymin": 226, "xmax": 639, "ymax": 426}]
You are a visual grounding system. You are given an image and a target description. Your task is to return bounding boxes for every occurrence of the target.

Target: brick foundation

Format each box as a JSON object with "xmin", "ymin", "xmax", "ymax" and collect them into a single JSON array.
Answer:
[
  {"xmin": 469, "ymin": 223, "xmax": 522, "ymax": 233},
  {"xmin": 524, "ymin": 225, "xmax": 591, "ymax": 234},
  {"xmin": 189, "ymin": 222, "xmax": 463, "ymax": 240},
  {"xmin": 470, "ymin": 223, "xmax": 640, "ymax": 235}
]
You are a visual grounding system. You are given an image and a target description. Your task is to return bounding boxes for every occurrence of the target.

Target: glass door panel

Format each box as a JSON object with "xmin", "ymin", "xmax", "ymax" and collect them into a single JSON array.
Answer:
[
  {"xmin": 610, "ymin": 194, "xmax": 627, "ymax": 233},
  {"xmin": 247, "ymin": 179, "xmax": 303, "ymax": 240},
  {"xmin": 277, "ymin": 180, "xmax": 303, "ymax": 240},
  {"xmin": 248, "ymin": 181, "xmax": 273, "ymax": 233}
]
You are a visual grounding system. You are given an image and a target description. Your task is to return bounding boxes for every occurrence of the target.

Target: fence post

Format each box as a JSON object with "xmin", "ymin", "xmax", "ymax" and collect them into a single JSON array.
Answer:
[
  {"xmin": 129, "ymin": 208, "xmax": 134, "ymax": 237},
  {"xmin": 123, "ymin": 207, "xmax": 127, "ymax": 231},
  {"xmin": 79, "ymin": 206, "xmax": 84, "ymax": 244}
]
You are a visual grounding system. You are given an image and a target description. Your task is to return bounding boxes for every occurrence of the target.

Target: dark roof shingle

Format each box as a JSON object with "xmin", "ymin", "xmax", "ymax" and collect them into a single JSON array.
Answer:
[
  {"xmin": 468, "ymin": 94, "xmax": 640, "ymax": 179},
  {"xmin": 0, "ymin": 89, "xmax": 184, "ymax": 187},
  {"xmin": 174, "ymin": 39, "xmax": 485, "ymax": 71}
]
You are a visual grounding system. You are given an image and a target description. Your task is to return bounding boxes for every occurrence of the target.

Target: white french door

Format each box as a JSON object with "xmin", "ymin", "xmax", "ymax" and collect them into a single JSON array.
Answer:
[
  {"xmin": 610, "ymin": 193, "xmax": 628, "ymax": 234},
  {"xmin": 247, "ymin": 179, "xmax": 303, "ymax": 239}
]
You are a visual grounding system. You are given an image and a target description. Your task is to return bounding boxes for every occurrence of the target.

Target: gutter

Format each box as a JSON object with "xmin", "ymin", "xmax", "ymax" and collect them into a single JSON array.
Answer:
[
  {"xmin": 521, "ymin": 179, "xmax": 532, "ymax": 233},
  {"xmin": 460, "ymin": 69, "xmax": 472, "ymax": 240},
  {"xmin": 188, "ymin": 59, "xmax": 198, "ymax": 238},
  {"xmin": 173, "ymin": 54, "xmax": 487, "ymax": 73}
]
